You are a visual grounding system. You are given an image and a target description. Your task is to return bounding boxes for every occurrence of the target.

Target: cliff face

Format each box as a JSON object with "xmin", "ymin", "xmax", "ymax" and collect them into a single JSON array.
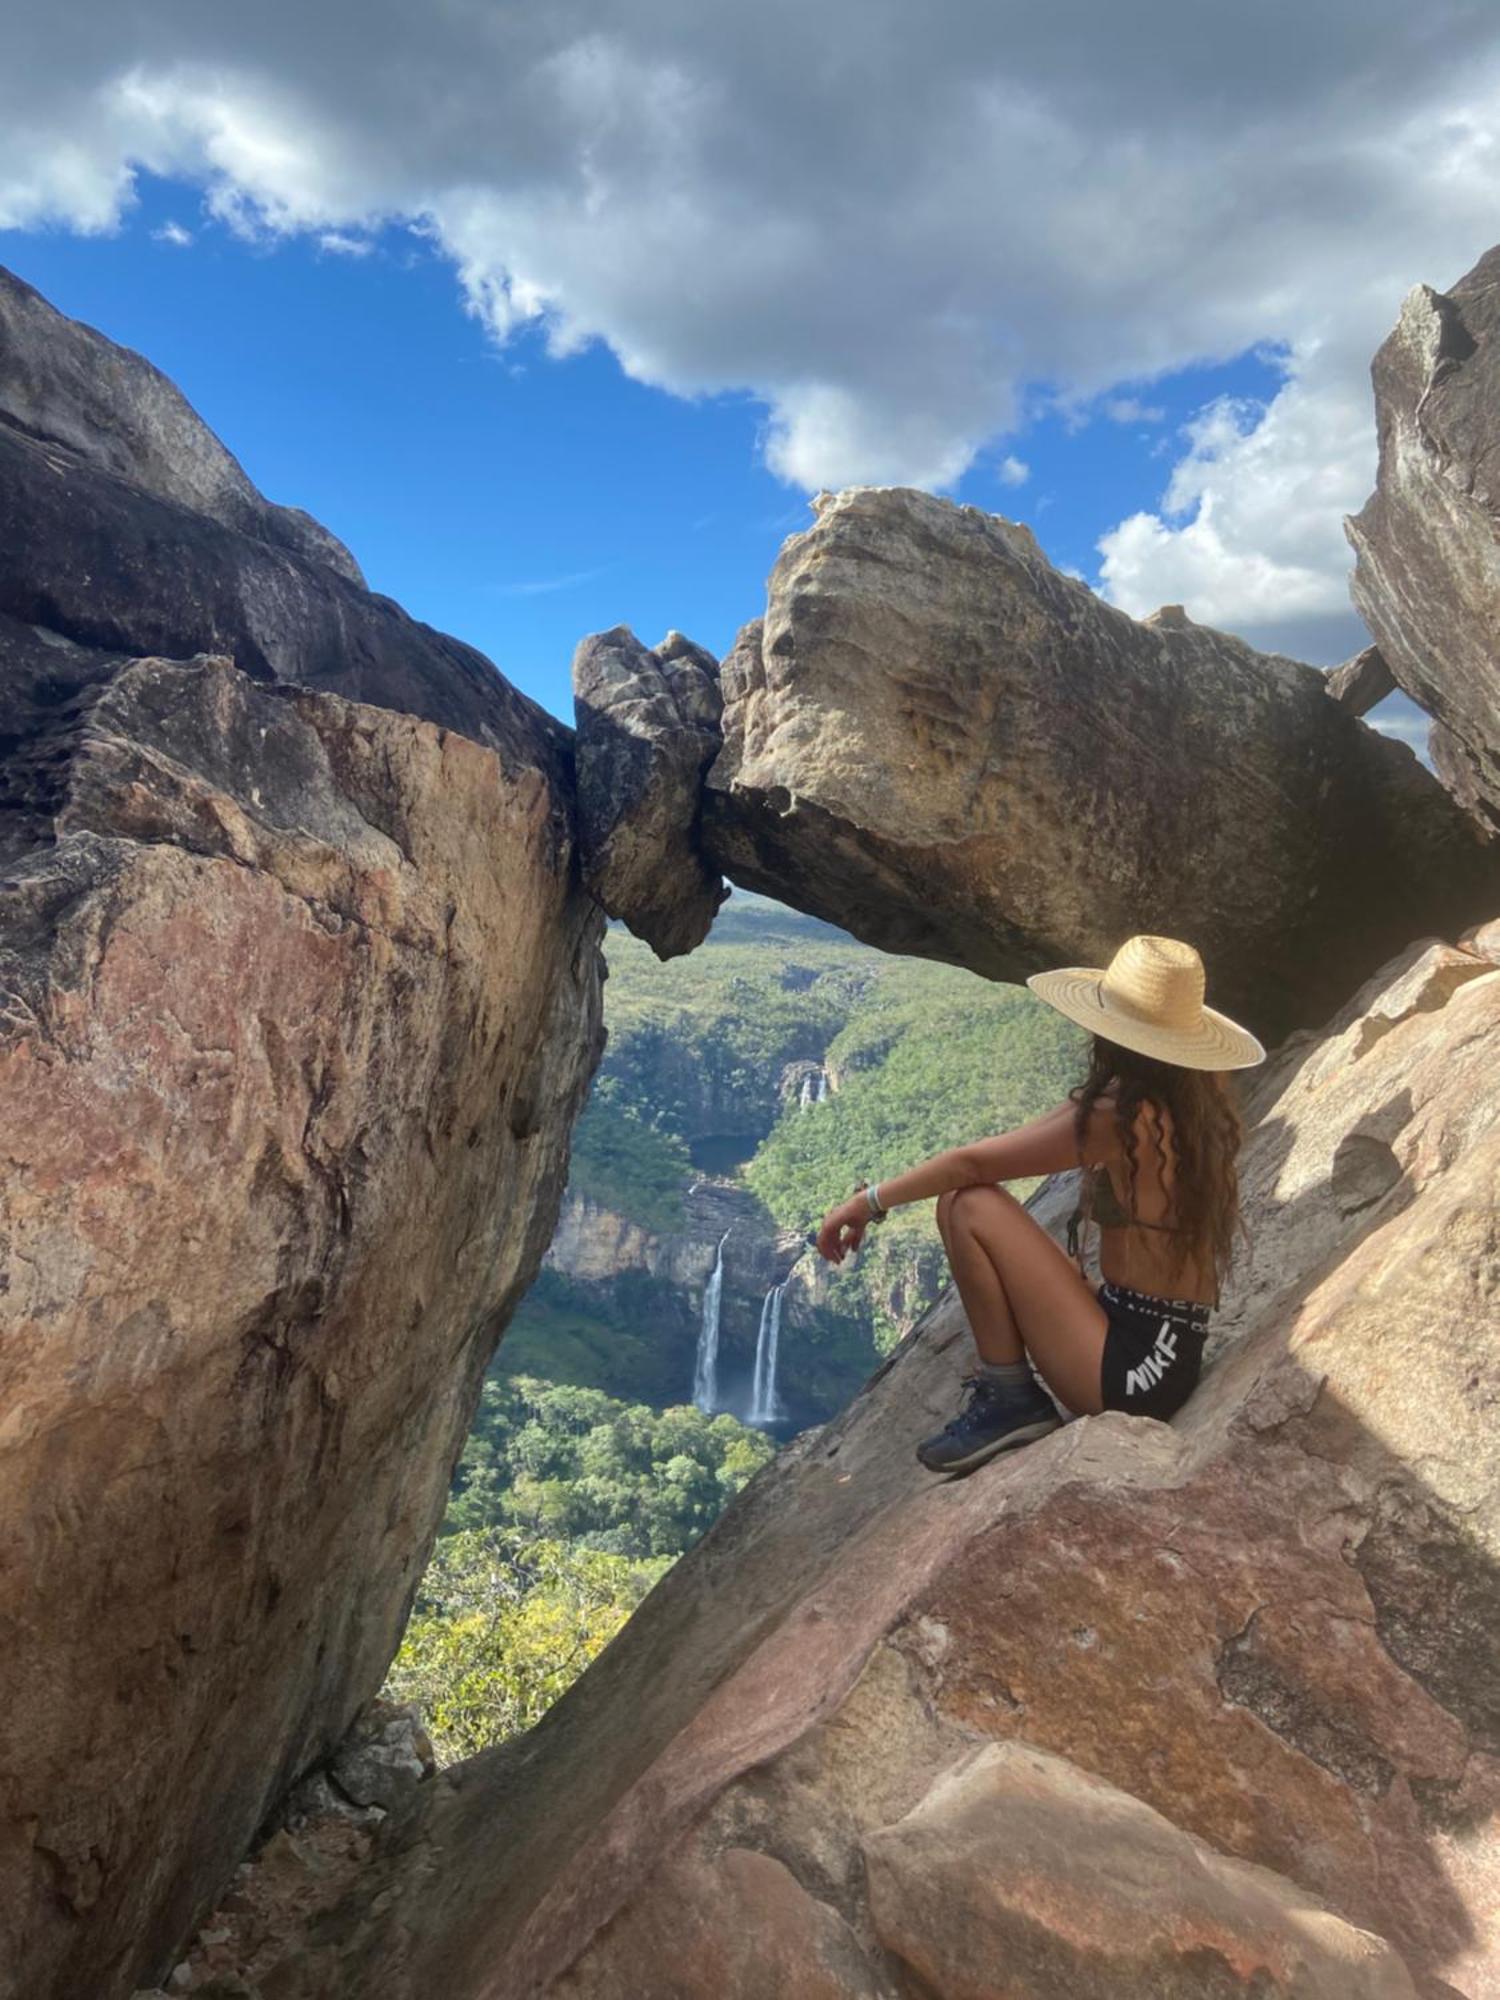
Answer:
[
  {"xmin": 0, "ymin": 281, "xmax": 605, "ymax": 1999},
  {"xmin": 1348, "ymin": 246, "xmax": 1500, "ymax": 832}
]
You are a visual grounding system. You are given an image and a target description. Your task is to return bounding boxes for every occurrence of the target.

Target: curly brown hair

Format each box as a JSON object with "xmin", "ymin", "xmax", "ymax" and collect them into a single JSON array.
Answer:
[{"xmin": 1070, "ymin": 1035, "xmax": 1247, "ymax": 1293}]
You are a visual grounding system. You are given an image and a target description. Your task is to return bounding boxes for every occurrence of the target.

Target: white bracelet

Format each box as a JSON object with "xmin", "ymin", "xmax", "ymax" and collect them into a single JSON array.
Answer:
[{"xmin": 865, "ymin": 1182, "xmax": 885, "ymax": 1216}]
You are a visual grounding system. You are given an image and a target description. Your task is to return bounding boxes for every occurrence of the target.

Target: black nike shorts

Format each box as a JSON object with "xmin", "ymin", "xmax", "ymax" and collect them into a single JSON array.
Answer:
[{"xmin": 1097, "ymin": 1280, "xmax": 1209, "ymax": 1421}]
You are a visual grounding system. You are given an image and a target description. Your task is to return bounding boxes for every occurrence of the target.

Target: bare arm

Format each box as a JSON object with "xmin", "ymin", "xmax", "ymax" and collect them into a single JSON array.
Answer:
[{"xmin": 815, "ymin": 1098, "xmax": 1116, "ymax": 1264}]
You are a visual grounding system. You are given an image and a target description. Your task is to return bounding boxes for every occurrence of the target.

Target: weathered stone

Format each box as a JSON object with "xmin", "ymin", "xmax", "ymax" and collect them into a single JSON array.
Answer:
[
  {"xmin": 702, "ymin": 487, "xmax": 1498, "ymax": 1040},
  {"xmin": 1326, "ymin": 644, "xmax": 1397, "ymax": 718},
  {"xmin": 0, "ymin": 266, "xmax": 567, "ymax": 764},
  {"xmin": 554, "ymin": 1844, "xmax": 885, "ymax": 2000},
  {"xmin": 572, "ymin": 624, "xmax": 727, "ymax": 956},
  {"xmin": 0, "ymin": 651, "xmax": 603, "ymax": 1998},
  {"xmin": 165, "ymin": 930, "xmax": 1500, "ymax": 1999},
  {"xmin": 327, "ymin": 1700, "xmax": 436, "ymax": 1813},
  {"xmin": 863, "ymin": 1742, "xmax": 1417, "ymax": 1998},
  {"xmin": 1348, "ymin": 246, "xmax": 1500, "ymax": 831},
  {"xmin": 0, "ymin": 266, "xmax": 362, "ymax": 584}
]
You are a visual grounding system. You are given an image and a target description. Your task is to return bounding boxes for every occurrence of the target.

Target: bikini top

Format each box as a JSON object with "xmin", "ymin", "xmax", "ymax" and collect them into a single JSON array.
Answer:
[
  {"xmin": 1071, "ymin": 1163, "xmax": 1181, "ymax": 1235},
  {"xmin": 1067, "ymin": 1163, "xmax": 1220, "ymax": 1309}
]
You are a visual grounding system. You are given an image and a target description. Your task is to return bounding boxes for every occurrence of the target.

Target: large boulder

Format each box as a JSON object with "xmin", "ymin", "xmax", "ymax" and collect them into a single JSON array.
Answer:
[
  {"xmin": 0, "ymin": 641, "xmax": 602, "ymax": 2000},
  {"xmin": 151, "ymin": 921, "xmax": 1500, "ymax": 1998},
  {"xmin": 863, "ymin": 1742, "xmax": 1417, "ymax": 1999},
  {"xmin": 0, "ymin": 272, "xmax": 607, "ymax": 1999},
  {"xmin": 571, "ymin": 625, "xmax": 727, "ymax": 957},
  {"xmin": 701, "ymin": 487, "xmax": 1498, "ymax": 1042},
  {"xmin": 1347, "ymin": 247, "xmax": 1500, "ymax": 833}
]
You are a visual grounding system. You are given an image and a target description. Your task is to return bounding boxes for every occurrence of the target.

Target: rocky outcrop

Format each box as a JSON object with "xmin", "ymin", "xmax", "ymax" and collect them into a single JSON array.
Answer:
[
  {"xmin": 151, "ymin": 923, "xmax": 1500, "ymax": 1998},
  {"xmin": 1326, "ymin": 644, "xmax": 1396, "ymax": 718},
  {"xmin": 0, "ymin": 277, "xmax": 606, "ymax": 1999},
  {"xmin": 0, "ymin": 267, "xmax": 363, "ymax": 585},
  {"xmin": 701, "ymin": 488, "xmax": 1498, "ymax": 1041},
  {"xmin": 0, "ymin": 267, "xmax": 564, "ymax": 762},
  {"xmin": 572, "ymin": 626, "xmax": 727, "ymax": 956},
  {"xmin": 1348, "ymin": 246, "xmax": 1500, "ymax": 832},
  {"xmin": 862, "ymin": 1743, "xmax": 1417, "ymax": 2000}
]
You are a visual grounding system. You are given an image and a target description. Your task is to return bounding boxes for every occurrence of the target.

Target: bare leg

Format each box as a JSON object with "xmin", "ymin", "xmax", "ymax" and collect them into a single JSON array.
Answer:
[{"xmin": 937, "ymin": 1185, "xmax": 1108, "ymax": 1416}]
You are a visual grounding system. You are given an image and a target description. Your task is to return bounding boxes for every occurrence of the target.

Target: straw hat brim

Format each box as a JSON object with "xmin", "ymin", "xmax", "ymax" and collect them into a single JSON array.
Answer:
[{"xmin": 1026, "ymin": 966, "xmax": 1266, "ymax": 1071}]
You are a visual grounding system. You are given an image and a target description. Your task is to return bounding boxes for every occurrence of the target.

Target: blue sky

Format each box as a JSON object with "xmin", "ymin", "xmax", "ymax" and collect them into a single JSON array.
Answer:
[{"xmin": 6, "ymin": 0, "xmax": 1489, "ymax": 753}]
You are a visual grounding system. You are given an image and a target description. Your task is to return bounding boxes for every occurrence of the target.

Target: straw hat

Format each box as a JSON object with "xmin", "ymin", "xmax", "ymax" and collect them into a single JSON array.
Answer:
[{"xmin": 1026, "ymin": 935, "xmax": 1265, "ymax": 1071}]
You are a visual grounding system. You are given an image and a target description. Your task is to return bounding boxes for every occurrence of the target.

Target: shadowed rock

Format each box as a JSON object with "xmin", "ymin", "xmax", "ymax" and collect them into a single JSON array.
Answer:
[
  {"xmin": 0, "ymin": 266, "xmax": 567, "ymax": 770},
  {"xmin": 0, "ymin": 266, "xmax": 363, "ymax": 584},
  {"xmin": 700, "ymin": 487, "xmax": 1497, "ymax": 1042},
  {"xmin": 1326, "ymin": 644, "xmax": 1396, "ymax": 718},
  {"xmin": 1347, "ymin": 246, "xmax": 1500, "ymax": 832},
  {"xmin": 572, "ymin": 625, "xmax": 728, "ymax": 956}
]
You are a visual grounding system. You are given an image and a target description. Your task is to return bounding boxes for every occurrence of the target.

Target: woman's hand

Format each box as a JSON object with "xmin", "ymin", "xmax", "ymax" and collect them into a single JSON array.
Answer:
[{"xmin": 816, "ymin": 1197, "xmax": 869, "ymax": 1264}]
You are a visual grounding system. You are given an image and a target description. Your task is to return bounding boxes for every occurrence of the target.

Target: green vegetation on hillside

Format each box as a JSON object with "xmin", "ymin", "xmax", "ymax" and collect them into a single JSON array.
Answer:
[
  {"xmin": 447, "ymin": 1376, "xmax": 776, "ymax": 1557},
  {"xmin": 385, "ymin": 1529, "xmax": 669, "ymax": 1760},
  {"xmin": 567, "ymin": 1087, "xmax": 690, "ymax": 1231},
  {"xmin": 742, "ymin": 956, "xmax": 1086, "ymax": 1346},
  {"xmin": 747, "ymin": 966, "xmax": 1085, "ymax": 1228}
]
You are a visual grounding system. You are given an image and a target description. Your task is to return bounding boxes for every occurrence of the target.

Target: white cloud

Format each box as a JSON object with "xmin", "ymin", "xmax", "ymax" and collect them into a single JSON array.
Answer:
[
  {"xmin": 152, "ymin": 218, "xmax": 192, "ymax": 245},
  {"xmin": 1, "ymin": 0, "xmax": 1500, "ymax": 659},
  {"xmin": 1096, "ymin": 339, "xmax": 1381, "ymax": 658},
  {"xmin": 1103, "ymin": 397, "xmax": 1165, "ymax": 425},
  {"xmin": 997, "ymin": 454, "xmax": 1030, "ymax": 487},
  {"xmin": 317, "ymin": 229, "xmax": 371, "ymax": 257}
]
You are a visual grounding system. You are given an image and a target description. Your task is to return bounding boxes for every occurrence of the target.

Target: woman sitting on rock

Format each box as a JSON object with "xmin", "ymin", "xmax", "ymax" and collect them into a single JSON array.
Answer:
[{"xmin": 815, "ymin": 935, "xmax": 1265, "ymax": 1473}]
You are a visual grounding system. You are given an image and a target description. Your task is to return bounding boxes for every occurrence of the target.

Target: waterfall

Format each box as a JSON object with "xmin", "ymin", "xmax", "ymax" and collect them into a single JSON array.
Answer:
[
  {"xmin": 749, "ymin": 1281, "xmax": 788, "ymax": 1425},
  {"xmin": 692, "ymin": 1229, "xmax": 731, "ymax": 1412},
  {"xmin": 799, "ymin": 1067, "xmax": 829, "ymax": 1111}
]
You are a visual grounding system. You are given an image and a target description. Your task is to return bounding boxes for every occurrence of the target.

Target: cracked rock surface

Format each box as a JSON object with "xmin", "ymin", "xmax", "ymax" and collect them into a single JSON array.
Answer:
[
  {"xmin": 571, "ymin": 625, "xmax": 727, "ymax": 957},
  {"xmin": 1348, "ymin": 244, "xmax": 1500, "ymax": 834}
]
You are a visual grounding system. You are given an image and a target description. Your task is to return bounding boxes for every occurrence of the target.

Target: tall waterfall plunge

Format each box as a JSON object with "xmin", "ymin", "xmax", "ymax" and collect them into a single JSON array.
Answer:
[
  {"xmin": 749, "ymin": 1281, "xmax": 788, "ymax": 1426},
  {"xmin": 692, "ymin": 1229, "xmax": 731, "ymax": 1413}
]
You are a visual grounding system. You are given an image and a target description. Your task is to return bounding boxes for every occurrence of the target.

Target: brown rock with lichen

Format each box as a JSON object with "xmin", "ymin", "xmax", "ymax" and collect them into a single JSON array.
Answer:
[
  {"xmin": 0, "ymin": 649, "xmax": 603, "ymax": 1998},
  {"xmin": 1348, "ymin": 244, "xmax": 1500, "ymax": 833}
]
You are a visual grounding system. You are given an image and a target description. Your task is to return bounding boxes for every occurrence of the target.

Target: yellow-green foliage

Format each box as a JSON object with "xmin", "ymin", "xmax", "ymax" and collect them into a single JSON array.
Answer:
[
  {"xmin": 447, "ymin": 1376, "xmax": 776, "ymax": 1556},
  {"xmin": 384, "ymin": 1528, "xmax": 670, "ymax": 1760}
]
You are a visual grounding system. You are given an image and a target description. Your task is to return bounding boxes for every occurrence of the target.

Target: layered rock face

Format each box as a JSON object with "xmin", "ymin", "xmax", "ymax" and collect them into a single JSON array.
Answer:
[
  {"xmin": 696, "ymin": 489, "xmax": 1496, "ymax": 1041},
  {"xmin": 157, "ymin": 924, "xmax": 1499, "ymax": 1998},
  {"xmin": 0, "ymin": 278, "xmax": 605, "ymax": 1998},
  {"xmin": 1348, "ymin": 246, "xmax": 1500, "ymax": 832}
]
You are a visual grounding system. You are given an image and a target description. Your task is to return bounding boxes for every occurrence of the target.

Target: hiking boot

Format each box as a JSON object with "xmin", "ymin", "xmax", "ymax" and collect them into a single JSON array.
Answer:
[{"xmin": 916, "ymin": 1372, "xmax": 1061, "ymax": 1473}]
